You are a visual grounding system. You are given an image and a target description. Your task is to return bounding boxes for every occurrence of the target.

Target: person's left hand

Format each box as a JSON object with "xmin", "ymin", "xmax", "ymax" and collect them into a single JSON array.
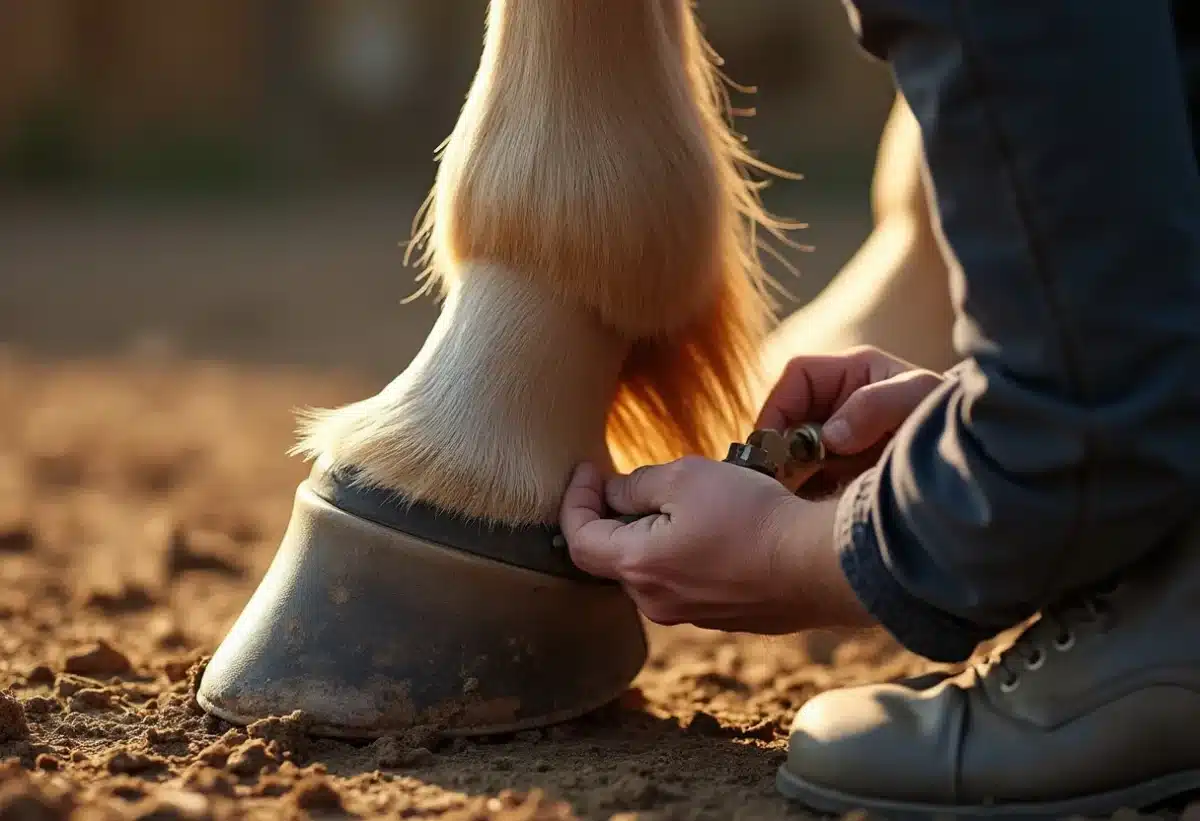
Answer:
[{"xmin": 558, "ymin": 458, "xmax": 872, "ymax": 634}]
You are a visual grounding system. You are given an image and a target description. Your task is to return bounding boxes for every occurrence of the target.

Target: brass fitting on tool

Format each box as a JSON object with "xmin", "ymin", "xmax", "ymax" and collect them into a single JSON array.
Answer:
[{"xmin": 723, "ymin": 423, "xmax": 827, "ymax": 486}]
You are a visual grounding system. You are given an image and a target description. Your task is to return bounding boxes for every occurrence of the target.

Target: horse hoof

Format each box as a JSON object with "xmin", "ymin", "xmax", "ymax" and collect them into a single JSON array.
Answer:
[{"xmin": 196, "ymin": 467, "xmax": 648, "ymax": 739}]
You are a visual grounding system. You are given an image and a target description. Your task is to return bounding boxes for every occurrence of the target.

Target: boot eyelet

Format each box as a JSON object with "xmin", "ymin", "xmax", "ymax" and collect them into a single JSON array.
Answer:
[
  {"xmin": 1000, "ymin": 676, "xmax": 1020, "ymax": 693},
  {"xmin": 1053, "ymin": 632, "xmax": 1076, "ymax": 652},
  {"xmin": 1024, "ymin": 650, "xmax": 1045, "ymax": 671}
]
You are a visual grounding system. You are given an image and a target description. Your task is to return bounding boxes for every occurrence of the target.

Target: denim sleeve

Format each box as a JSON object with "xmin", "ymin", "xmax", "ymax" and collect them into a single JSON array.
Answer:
[{"xmin": 835, "ymin": 1, "xmax": 1200, "ymax": 663}]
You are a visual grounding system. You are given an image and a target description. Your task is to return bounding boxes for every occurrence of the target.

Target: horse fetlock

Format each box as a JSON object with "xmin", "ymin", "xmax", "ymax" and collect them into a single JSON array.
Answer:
[{"xmin": 294, "ymin": 270, "xmax": 625, "ymax": 526}]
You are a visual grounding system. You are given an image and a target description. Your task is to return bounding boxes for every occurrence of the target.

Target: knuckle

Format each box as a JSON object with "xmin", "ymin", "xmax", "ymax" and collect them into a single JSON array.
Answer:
[
  {"xmin": 624, "ymin": 464, "xmax": 654, "ymax": 497},
  {"xmin": 912, "ymin": 369, "xmax": 943, "ymax": 389},
  {"xmin": 852, "ymin": 380, "xmax": 888, "ymax": 401},
  {"xmin": 780, "ymin": 355, "xmax": 811, "ymax": 381},
  {"xmin": 627, "ymin": 464, "xmax": 654, "ymax": 481},
  {"xmin": 843, "ymin": 344, "xmax": 882, "ymax": 362},
  {"xmin": 661, "ymin": 458, "xmax": 694, "ymax": 490}
]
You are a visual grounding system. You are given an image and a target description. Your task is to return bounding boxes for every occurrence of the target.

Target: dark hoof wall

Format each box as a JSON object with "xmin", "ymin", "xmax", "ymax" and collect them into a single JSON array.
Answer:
[{"xmin": 196, "ymin": 480, "xmax": 648, "ymax": 738}]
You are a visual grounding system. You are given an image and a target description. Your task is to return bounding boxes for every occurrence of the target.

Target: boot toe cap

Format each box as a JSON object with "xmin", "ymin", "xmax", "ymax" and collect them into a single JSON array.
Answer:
[{"xmin": 780, "ymin": 678, "xmax": 966, "ymax": 807}]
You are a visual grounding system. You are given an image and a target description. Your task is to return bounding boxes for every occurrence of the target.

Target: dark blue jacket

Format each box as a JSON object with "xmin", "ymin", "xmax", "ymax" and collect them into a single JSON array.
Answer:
[{"xmin": 837, "ymin": 1, "xmax": 1200, "ymax": 662}]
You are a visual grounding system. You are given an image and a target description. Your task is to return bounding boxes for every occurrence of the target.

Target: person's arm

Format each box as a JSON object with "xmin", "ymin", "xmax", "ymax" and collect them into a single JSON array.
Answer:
[{"xmin": 836, "ymin": 1, "xmax": 1200, "ymax": 662}]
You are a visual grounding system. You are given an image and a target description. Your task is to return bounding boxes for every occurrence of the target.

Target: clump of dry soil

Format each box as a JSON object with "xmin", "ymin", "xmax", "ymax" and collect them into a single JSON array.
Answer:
[{"xmin": 0, "ymin": 354, "xmax": 968, "ymax": 820}]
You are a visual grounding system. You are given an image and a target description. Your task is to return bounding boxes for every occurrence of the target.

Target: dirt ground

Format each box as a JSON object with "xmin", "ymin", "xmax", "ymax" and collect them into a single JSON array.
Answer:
[
  {"xmin": 0, "ymin": 192, "xmax": 956, "ymax": 821},
  {"xmin": 0, "ymin": 352, "xmax": 951, "ymax": 821}
]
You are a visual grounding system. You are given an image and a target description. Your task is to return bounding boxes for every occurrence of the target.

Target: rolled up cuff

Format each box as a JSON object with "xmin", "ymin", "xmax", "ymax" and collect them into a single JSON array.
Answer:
[{"xmin": 835, "ymin": 467, "xmax": 996, "ymax": 663}]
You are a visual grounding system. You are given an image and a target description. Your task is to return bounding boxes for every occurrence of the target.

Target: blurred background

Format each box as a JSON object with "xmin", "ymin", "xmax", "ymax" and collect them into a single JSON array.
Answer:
[{"xmin": 0, "ymin": 0, "xmax": 897, "ymax": 378}]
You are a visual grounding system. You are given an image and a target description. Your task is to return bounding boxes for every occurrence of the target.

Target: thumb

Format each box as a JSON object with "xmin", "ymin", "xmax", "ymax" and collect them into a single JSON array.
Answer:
[
  {"xmin": 604, "ymin": 461, "xmax": 680, "ymax": 515},
  {"xmin": 823, "ymin": 370, "xmax": 942, "ymax": 454},
  {"xmin": 559, "ymin": 462, "xmax": 624, "ymax": 579}
]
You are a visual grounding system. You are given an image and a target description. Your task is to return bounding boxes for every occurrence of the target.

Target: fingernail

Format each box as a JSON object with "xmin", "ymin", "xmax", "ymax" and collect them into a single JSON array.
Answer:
[{"xmin": 823, "ymin": 419, "xmax": 851, "ymax": 449}]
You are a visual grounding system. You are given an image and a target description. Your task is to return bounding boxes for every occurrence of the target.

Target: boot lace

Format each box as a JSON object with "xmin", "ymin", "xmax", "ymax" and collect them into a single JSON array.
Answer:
[{"xmin": 989, "ymin": 579, "xmax": 1122, "ymax": 693}]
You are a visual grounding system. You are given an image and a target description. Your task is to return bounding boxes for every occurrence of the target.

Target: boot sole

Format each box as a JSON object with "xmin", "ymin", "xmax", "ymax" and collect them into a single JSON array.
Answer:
[{"xmin": 777, "ymin": 762, "xmax": 1200, "ymax": 820}]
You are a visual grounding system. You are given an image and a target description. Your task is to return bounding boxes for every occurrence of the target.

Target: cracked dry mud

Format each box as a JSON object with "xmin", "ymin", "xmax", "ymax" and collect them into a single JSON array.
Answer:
[{"xmin": 0, "ymin": 353, "xmax": 1013, "ymax": 821}]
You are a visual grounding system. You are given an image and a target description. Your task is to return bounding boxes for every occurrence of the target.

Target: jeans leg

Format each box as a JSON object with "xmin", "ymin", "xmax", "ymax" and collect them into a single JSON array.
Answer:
[{"xmin": 835, "ymin": 1, "xmax": 1200, "ymax": 662}]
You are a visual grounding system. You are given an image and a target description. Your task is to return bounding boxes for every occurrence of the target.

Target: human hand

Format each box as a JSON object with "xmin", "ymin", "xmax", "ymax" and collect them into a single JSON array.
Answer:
[
  {"xmin": 758, "ymin": 346, "xmax": 944, "ymax": 494},
  {"xmin": 558, "ymin": 459, "xmax": 871, "ymax": 634}
]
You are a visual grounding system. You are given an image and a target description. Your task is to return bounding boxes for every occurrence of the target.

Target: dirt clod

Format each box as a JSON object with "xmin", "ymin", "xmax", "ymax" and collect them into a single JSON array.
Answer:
[
  {"xmin": 161, "ymin": 659, "xmax": 193, "ymax": 685},
  {"xmin": 33, "ymin": 756, "xmax": 59, "ymax": 772},
  {"xmin": 0, "ymin": 524, "xmax": 34, "ymax": 554},
  {"xmin": 179, "ymin": 767, "xmax": 236, "ymax": 799},
  {"xmin": 69, "ymin": 688, "xmax": 116, "ymax": 712},
  {"xmin": 288, "ymin": 778, "xmax": 343, "ymax": 812},
  {"xmin": 0, "ymin": 693, "xmax": 29, "ymax": 741},
  {"xmin": 686, "ymin": 712, "xmax": 724, "ymax": 736},
  {"xmin": 225, "ymin": 740, "xmax": 276, "ymax": 777},
  {"xmin": 63, "ymin": 641, "xmax": 132, "ymax": 678},
  {"xmin": 106, "ymin": 750, "xmax": 168, "ymax": 775},
  {"xmin": 22, "ymin": 667, "xmax": 55, "ymax": 687},
  {"xmin": 53, "ymin": 676, "xmax": 92, "ymax": 699},
  {"xmin": 370, "ymin": 736, "xmax": 433, "ymax": 769},
  {"xmin": 245, "ymin": 711, "xmax": 310, "ymax": 759}
]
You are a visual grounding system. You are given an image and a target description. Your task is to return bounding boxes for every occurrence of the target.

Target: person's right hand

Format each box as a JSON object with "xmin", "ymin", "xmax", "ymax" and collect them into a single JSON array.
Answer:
[{"xmin": 756, "ymin": 346, "xmax": 945, "ymax": 494}]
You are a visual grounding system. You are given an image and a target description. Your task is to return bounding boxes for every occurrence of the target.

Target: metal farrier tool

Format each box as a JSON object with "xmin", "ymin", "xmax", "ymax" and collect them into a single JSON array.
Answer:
[{"xmin": 723, "ymin": 423, "xmax": 829, "ymax": 488}]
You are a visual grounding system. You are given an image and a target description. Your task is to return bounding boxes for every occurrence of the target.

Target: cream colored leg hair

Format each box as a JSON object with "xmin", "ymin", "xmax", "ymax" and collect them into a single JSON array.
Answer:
[{"xmin": 295, "ymin": 0, "xmax": 798, "ymax": 526}]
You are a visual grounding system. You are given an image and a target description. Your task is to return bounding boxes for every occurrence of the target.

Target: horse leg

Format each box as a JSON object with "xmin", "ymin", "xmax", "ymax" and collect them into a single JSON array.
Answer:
[{"xmin": 197, "ymin": 0, "xmax": 792, "ymax": 738}]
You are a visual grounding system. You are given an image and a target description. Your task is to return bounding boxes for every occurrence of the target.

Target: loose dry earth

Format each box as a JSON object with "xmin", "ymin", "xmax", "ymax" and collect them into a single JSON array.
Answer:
[
  {"xmin": 0, "ymin": 198, "xmax": 1180, "ymax": 821},
  {"xmin": 0, "ymin": 352, "xmax": 948, "ymax": 821}
]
